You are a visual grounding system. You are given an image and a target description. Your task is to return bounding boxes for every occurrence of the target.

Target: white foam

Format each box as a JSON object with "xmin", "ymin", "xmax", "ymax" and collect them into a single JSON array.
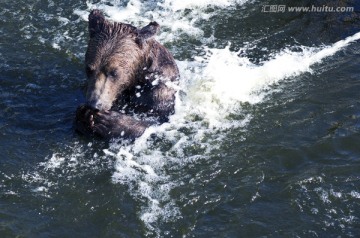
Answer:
[
  {"xmin": 88, "ymin": 0, "xmax": 142, "ymax": 23},
  {"xmin": 350, "ymin": 191, "xmax": 360, "ymax": 199},
  {"xmin": 74, "ymin": 0, "xmax": 252, "ymax": 44},
  {"xmin": 168, "ymin": 32, "xmax": 360, "ymax": 129},
  {"xmin": 198, "ymin": 32, "xmax": 360, "ymax": 123},
  {"xmin": 109, "ymin": 32, "xmax": 360, "ymax": 236},
  {"xmin": 40, "ymin": 153, "xmax": 65, "ymax": 170},
  {"xmin": 161, "ymin": 0, "xmax": 248, "ymax": 11}
]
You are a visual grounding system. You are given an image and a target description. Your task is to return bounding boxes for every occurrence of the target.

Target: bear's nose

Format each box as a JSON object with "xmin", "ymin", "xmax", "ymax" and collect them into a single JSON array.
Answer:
[{"xmin": 86, "ymin": 100, "xmax": 101, "ymax": 112}]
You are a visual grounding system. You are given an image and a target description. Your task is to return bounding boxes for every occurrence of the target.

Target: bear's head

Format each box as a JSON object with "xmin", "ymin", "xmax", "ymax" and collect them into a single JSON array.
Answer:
[{"xmin": 84, "ymin": 9, "xmax": 160, "ymax": 111}]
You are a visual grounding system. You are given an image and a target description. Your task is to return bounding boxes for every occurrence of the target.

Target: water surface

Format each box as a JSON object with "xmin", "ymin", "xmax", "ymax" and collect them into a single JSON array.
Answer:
[{"xmin": 1, "ymin": 0, "xmax": 360, "ymax": 237}]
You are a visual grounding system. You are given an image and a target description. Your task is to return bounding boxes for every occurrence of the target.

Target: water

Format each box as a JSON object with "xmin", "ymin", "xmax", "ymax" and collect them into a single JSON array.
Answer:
[{"xmin": 1, "ymin": 0, "xmax": 360, "ymax": 237}]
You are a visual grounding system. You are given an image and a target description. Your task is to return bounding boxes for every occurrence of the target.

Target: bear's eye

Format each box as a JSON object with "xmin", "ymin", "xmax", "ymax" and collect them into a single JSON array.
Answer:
[{"xmin": 108, "ymin": 70, "xmax": 118, "ymax": 78}]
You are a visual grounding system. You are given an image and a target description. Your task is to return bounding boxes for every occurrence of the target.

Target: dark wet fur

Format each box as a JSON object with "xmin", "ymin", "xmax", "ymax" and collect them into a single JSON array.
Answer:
[{"xmin": 75, "ymin": 10, "xmax": 179, "ymax": 140}]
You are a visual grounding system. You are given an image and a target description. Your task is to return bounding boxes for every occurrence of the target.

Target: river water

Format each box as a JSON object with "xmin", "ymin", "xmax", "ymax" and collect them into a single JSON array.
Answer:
[{"xmin": 1, "ymin": 0, "xmax": 360, "ymax": 237}]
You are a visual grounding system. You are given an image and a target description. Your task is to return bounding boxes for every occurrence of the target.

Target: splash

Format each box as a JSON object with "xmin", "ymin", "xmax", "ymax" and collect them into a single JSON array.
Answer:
[
  {"xmin": 44, "ymin": 0, "xmax": 360, "ymax": 236},
  {"xmin": 74, "ymin": 0, "xmax": 252, "ymax": 43},
  {"xmin": 178, "ymin": 31, "xmax": 360, "ymax": 128},
  {"xmin": 108, "ymin": 33, "xmax": 360, "ymax": 238},
  {"xmin": 111, "ymin": 34, "xmax": 359, "ymax": 236},
  {"xmin": 160, "ymin": 0, "xmax": 249, "ymax": 11}
]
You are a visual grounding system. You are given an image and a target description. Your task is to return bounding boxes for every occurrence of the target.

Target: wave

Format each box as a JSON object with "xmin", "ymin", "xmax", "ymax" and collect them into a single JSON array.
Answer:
[
  {"xmin": 106, "ymin": 31, "xmax": 360, "ymax": 235},
  {"xmin": 29, "ymin": 0, "xmax": 360, "ymax": 236}
]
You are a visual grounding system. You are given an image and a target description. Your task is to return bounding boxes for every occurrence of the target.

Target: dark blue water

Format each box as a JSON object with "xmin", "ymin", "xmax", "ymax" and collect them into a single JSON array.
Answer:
[{"xmin": 1, "ymin": 0, "xmax": 360, "ymax": 237}]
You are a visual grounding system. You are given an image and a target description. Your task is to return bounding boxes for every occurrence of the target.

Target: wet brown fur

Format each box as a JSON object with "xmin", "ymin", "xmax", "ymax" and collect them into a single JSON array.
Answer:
[{"xmin": 75, "ymin": 10, "xmax": 179, "ymax": 139}]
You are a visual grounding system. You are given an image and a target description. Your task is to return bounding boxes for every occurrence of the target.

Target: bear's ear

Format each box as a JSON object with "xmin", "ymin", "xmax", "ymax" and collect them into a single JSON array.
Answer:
[
  {"xmin": 88, "ymin": 9, "xmax": 107, "ymax": 38},
  {"xmin": 135, "ymin": 22, "xmax": 160, "ymax": 47}
]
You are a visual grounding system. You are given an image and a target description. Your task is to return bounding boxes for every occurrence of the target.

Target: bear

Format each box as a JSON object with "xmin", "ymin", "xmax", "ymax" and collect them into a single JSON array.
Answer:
[{"xmin": 75, "ymin": 9, "xmax": 179, "ymax": 140}]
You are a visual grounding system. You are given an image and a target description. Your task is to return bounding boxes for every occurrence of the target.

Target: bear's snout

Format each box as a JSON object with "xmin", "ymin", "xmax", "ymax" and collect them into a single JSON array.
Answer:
[{"xmin": 86, "ymin": 100, "xmax": 102, "ymax": 112}]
